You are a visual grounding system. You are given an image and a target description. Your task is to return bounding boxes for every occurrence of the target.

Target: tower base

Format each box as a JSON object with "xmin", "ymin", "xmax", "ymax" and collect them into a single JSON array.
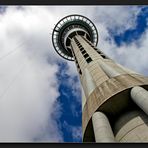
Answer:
[{"xmin": 114, "ymin": 110, "xmax": 148, "ymax": 142}]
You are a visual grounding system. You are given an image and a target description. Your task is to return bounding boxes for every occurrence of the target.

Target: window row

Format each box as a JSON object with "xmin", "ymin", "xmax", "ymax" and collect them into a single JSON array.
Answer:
[
  {"xmin": 72, "ymin": 51, "xmax": 82, "ymax": 75},
  {"xmin": 82, "ymin": 36, "xmax": 108, "ymax": 59},
  {"xmin": 74, "ymin": 37, "xmax": 92, "ymax": 64}
]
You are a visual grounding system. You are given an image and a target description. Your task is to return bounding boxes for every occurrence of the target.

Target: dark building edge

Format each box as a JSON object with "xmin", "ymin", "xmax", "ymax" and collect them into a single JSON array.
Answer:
[{"xmin": 0, "ymin": 0, "xmax": 148, "ymax": 5}]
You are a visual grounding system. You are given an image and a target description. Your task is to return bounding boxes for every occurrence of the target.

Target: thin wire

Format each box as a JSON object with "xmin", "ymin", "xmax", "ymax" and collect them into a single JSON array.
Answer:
[
  {"xmin": 0, "ymin": 26, "xmax": 53, "ymax": 100},
  {"xmin": 0, "ymin": 63, "xmax": 26, "ymax": 100},
  {"xmin": 0, "ymin": 39, "xmax": 27, "ymax": 62}
]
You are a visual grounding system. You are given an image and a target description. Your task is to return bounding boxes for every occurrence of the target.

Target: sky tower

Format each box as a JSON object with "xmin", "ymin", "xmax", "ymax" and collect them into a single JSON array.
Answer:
[{"xmin": 52, "ymin": 14, "xmax": 148, "ymax": 142}]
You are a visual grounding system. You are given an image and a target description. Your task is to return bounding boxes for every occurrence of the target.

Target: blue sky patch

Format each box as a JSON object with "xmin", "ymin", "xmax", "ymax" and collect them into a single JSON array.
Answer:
[
  {"xmin": 56, "ymin": 61, "xmax": 82, "ymax": 142},
  {"xmin": 110, "ymin": 6, "xmax": 148, "ymax": 46}
]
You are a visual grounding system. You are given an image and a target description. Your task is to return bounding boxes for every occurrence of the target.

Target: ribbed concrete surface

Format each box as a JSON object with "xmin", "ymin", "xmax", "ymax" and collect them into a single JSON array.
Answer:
[
  {"xmin": 70, "ymin": 35, "xmax": 148, "ymax": 142},
  {"xmin": 114, "ymin": 110, "xmax": 148, "ymax": 142},
  {"xmin": 83, "ymin": 74, "xmax": 148, "ymax": 141},
  {"xmin": 131, "ymin": 86, "xmax": 148, "ymax": 115},
  {"xmin": 92, "ymin": 112, "xmax": 115, "ymax": 142}
]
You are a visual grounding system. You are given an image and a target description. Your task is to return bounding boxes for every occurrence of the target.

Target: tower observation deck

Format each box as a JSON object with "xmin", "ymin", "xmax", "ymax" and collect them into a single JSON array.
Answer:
[
  {"xmin": 52, "ymin": 15, "xmax": 98, "ymax": 61},
  {"xmin": 52, "ymin": 15, "xmax": 148, "ymax": 142}
]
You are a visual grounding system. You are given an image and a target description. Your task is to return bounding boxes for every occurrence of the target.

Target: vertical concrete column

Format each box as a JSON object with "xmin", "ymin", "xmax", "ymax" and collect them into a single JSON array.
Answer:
[
  {"xmin": 84, "ymin": 68, "xmax": 96, "ymax": 96},
  {"xmin": 92, "ymin": 112, "xmax": 115, "ymax": 142},
  {"xmin": 99, "ymin": 61, "xmax": 120, "ymax": 78},
  {"xmin": 82, "ymin": 88, "xmax": 86, "ymax": 110},
  {"xmin": 131, "ymin": 86, "xmax": 148, "ymax": 115},
  {"xmin": 116, "ymin": 63, "xmax": 138, "ymax": 74}
]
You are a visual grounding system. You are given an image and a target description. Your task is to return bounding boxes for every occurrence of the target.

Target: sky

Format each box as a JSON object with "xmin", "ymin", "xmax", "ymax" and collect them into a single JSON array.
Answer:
[{"xmin": 0, "ymin": 6, "xmax": 148, "ymax": 142}]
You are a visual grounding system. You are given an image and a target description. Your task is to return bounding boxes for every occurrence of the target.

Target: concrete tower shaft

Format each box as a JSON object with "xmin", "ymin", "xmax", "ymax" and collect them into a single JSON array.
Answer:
[
  {"xmin": 70, "ymin": 35, "xmax": 148, "ymax": 142},
  {"xmin": 52, "ymin": 15, "xmax": 148, "ymax": 142}
]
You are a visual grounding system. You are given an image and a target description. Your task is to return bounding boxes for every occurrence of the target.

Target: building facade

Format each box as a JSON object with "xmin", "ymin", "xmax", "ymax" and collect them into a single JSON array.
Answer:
[{"xmin": 52, "ymin": 15, "xmax": 148, "ymax": 142}]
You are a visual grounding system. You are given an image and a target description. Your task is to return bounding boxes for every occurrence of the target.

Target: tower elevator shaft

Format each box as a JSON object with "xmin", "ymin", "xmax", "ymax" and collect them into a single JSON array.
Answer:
[
  {"xmin": 70, "ymin": 34, "xmax": 148, "ymax": 142},
  {"xmin": 52, "ymin": 14, "xmax": 148, "ymax": 143}
]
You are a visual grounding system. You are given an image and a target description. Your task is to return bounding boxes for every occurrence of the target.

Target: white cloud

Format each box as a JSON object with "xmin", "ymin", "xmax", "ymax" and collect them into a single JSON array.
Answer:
[
  {"xmin": 95, "ymin": 7, "xmax": 148, "ymax": 76},
  {"xmin": 110, "ymin": 29, "xmax": 148, "ymax": 75},
  {"xmin": 93, "ymin": 6, "xmax": 140, "ymax": 34},
  {"xmin": 0, "ymin": 6, "xmax": 64, "ymax": 142}
]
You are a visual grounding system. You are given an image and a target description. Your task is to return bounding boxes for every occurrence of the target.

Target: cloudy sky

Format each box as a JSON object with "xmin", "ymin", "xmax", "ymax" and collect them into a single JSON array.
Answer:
[{"xmin": 0, "ymin": 6, "xmax": 148, "ymax": 142}]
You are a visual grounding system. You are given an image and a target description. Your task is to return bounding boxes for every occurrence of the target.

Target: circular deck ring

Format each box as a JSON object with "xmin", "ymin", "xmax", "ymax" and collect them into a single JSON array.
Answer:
[{"xmin": 52, "ymin": 14, "xmax": 99, "ymax": 61}]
